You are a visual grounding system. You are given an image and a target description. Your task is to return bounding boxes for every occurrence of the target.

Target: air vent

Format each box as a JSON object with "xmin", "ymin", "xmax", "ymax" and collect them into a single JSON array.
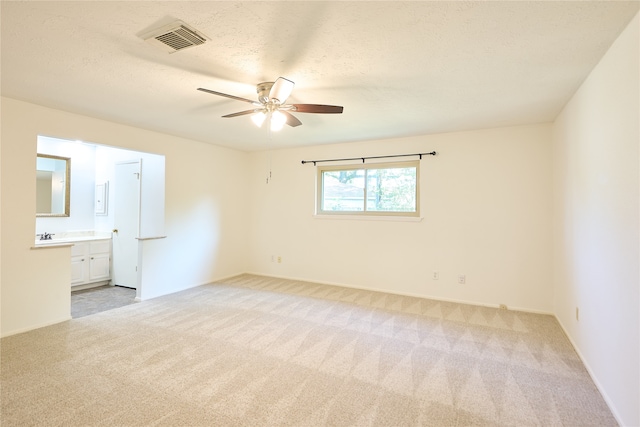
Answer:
[{"xmin": 141, "ymin": 20, "xmax": 208, "ymax": 53}]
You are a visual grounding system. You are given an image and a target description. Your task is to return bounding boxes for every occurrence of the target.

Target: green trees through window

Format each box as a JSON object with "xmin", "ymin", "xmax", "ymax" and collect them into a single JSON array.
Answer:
[{"xmin": 318, "ymin": 161, "xmax": 419, "ymax": 216}]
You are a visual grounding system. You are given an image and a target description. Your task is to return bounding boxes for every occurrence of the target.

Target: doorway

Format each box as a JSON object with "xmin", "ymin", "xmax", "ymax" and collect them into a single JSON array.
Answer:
[{"xmin": 71, "ymin": 285, "xmax": 137, "ymax": 318}]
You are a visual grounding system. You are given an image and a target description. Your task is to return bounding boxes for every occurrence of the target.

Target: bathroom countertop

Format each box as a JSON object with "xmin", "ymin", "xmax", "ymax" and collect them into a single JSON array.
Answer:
[{"xmin": 34, "ymin": 231, "xmax": 112, "ymax": 246}]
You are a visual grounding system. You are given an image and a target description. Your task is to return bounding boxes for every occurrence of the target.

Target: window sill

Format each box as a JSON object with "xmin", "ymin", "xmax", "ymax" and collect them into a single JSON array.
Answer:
[{"xmin": 313, "ymin": 214, "xmax": 423, "ymax": 222}]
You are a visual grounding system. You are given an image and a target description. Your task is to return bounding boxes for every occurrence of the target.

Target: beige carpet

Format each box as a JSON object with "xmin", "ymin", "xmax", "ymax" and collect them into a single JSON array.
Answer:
[{"xmin": 1, "ymin": 274, "xmax": 616, "ymax": 426}]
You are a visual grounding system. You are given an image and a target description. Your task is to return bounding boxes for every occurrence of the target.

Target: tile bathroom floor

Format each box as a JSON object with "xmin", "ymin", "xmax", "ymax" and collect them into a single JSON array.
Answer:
[{"xmin": 71, "ymin": 285, "xmax": 137, "ymax": 318}]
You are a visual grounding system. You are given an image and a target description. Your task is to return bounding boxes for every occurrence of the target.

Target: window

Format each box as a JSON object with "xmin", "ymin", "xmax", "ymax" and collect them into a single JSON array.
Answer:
[{"xmin": 317, "ymin": 161, "xmax": 419, "ymax": 216}]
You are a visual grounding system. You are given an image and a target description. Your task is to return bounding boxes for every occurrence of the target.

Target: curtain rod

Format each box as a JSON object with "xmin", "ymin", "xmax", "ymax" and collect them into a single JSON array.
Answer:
[{"xmin": 301, "ymin": 151, "xmax": 436, "ymax": 166}]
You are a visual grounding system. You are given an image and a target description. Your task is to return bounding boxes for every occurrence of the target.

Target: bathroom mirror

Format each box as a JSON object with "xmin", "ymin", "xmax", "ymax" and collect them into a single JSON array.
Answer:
[{"xmin": 36, "ymin": 154, "xmax": 70, "ymax": 217}]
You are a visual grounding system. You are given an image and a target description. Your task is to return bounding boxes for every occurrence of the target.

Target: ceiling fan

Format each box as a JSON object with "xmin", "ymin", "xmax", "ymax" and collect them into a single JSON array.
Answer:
[{"xmin": 197, "ymin": 77, "xmax": 343, "ymax": 131}]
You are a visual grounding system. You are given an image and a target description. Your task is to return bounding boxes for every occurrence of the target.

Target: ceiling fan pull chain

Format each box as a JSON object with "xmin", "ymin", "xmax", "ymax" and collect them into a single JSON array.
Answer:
[{"xmin": 263, "ymin": 122, "xmax": 273, "ymax": 184}]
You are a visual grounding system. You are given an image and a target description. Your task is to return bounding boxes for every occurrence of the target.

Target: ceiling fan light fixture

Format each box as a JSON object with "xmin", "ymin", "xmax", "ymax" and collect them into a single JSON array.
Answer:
[
  {"xmin": 270, "ymin": 111, "xmax": 286, "ymax": 131},
  {"xmin": 251, "ymin": 111, "xmax": 266, "ymax": 127}
]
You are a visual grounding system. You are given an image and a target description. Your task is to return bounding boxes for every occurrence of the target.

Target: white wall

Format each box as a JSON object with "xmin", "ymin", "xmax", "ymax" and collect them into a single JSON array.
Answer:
[
  {"xmin": 552, "ymin": 13, "xmax": 639, "ymax": 427},
  {"xmin": 36, "ymin": 136, "xmax": 97, "ymax": 233},
  {"xmin": 92, "ymin": 144, "xmax": 166, "ymax": 238},
  {"xmin": 0, "ymin": 97, "xmax": 249, "ymax": 336},
  {"xmin": 247, "ymin": 123, "xmax": 553, "ymax": 313}
]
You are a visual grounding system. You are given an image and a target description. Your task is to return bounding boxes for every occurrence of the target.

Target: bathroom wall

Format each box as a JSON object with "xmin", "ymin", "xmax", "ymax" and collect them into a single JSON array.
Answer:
[
  {"xmin": 36, "ymin": 136, "xmax": 97, "ymax": 233},
  {"xmin": 36, "ymin": 136, "xmax": 166, "ymax": 239},
  {"xmin": 92, "ymin": 144, "xmax": 166, "ymax": 238}
]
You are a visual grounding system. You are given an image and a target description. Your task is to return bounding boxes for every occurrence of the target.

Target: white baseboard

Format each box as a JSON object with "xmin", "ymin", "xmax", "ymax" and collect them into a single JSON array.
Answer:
[
  {"xmin": 71, "ymin": 280, "xmax": 110, "ymax": 292},
  {"xmin": 1, "ymin": 315, "xmax": 72, "ymax": 338},
  {"xmin": 242, "ymin": 271, "xmax": 553, "ymax": 316},
  {"xmin": 136, "ymin": 272, "xmax": 247, "ymax": 301},
  {"xmin": 554, "ymin": 316, "xmax": 623, "ymax": 427}
]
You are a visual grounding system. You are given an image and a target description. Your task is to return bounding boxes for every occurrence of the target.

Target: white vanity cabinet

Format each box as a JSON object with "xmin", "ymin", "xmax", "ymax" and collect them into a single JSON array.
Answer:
[{"xmin": 70, "ymin": 239, "xmax": 111, "ymax": 288}]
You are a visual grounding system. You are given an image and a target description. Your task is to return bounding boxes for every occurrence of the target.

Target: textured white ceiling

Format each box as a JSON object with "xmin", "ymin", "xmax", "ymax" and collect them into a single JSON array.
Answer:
[{"xmin": 1, "ymin": 1, "xmax": 638, "ymax": 151}]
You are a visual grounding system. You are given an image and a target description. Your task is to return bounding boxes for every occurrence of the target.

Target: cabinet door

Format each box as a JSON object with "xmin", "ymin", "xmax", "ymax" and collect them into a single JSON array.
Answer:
[
  {"xmin": 89, "ymin": 253, "xmax": 110, "ymax": 282},
  {"xmin": 71, "ymin": 256, "xmax": 87, "ymax": 286}
]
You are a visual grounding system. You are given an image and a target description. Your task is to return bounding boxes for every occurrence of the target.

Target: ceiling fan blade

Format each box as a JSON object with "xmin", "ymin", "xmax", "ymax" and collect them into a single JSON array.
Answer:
[
  {"xmin": 197, "ymin": 88, "xmax": 260, "ymax": 105},
  {"xmin": 281, "ymin": 111, "xmax": 302, "ymax": 127},
  {"xmin": 222, "ymin": 109, "xmax": 258, "ymax": 118},
  {"xmin": 291, "ymin": 104, "xmax": 344, "ymax": 114},
  {"xmin": 269, "ymin": 77, "xmax": 295, "ymax": 104}
]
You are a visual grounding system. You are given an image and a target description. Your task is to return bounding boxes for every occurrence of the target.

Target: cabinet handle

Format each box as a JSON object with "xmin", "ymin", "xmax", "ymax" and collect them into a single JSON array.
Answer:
[{"xmin": 91, "ymin": 257, "xmax": 94, "ymax": 260}]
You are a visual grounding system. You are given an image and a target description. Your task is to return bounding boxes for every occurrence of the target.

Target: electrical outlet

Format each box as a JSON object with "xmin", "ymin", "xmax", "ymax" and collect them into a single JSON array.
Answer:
[
  {"xmin": 432, "ymin": 271, "xmax": 439, "ymax": 280},
  {"xmin": 457, "ymin": 274, "xmax": 466, "ymax": 284},
  {"xmin": 277, "ymin": 256, "xmax": 282, "ymax": 264},
  {"xmin": 271, "ymin": 255, "xmax": 275, "ymax": 263}
]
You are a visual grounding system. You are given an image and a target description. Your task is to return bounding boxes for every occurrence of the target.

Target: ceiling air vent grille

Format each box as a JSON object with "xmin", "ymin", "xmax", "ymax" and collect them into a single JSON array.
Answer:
[{"xmin": 141, "ymin": 20, "xmax": 208, "ymax": 53}]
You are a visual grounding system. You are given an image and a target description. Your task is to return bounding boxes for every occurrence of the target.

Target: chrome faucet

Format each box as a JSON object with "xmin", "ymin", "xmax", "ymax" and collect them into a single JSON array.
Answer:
[{"xmin": 38, "ymin": 232, "xmax": 54, "ymax": 240}]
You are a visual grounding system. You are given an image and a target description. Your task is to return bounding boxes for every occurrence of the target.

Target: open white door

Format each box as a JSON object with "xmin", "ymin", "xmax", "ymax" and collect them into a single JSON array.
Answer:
[{"xmin": 112, "ymin": 160, "xmax": 141, "ymax": 289}]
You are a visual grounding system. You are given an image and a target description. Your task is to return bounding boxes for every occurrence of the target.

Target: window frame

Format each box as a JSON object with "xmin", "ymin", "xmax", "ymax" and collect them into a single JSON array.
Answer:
[{"xmin": 316, "ymin": 160, "xmax": 420, "ymax": 217}]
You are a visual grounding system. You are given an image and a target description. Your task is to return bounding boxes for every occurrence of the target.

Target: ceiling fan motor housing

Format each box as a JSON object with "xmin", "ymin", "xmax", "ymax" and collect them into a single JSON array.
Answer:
[{"xmin": 256, "ymin": 82, "xmax": 274, "ymax": 104}]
